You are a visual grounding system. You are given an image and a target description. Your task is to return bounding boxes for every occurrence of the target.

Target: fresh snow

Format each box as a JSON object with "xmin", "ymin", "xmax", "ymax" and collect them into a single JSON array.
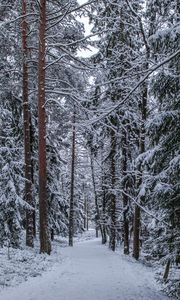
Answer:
[{"xmin": 0, "ymin": 232, "xmax": 171, "ymax": 300}]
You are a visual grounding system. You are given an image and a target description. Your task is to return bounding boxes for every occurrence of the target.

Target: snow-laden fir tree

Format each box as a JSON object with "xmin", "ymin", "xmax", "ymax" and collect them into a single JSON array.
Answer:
[
  {"xmin": 88, "ymin": 0, "xmax": 145, "ymax": 252},
  {"xmin": 139, "ymin": 0, "xmax": 180, "ymax": 294}
]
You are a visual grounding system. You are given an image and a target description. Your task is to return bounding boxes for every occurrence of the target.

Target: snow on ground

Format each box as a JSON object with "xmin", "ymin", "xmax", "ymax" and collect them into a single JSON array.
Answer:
[
  {"xmin": 0, "ymin": 230, "xmax": 94, "ymax": 291},
  {"xmin": 0, "ymin": 230, "xmax": 172, "ymax": 300},
  {"xmin": 0, "ymin": 238, "xmax": 62, "ymax": 290}
]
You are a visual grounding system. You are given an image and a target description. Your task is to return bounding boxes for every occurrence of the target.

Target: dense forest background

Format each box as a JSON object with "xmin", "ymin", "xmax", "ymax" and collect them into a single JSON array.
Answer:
[{"xmin": 0, "ymin": 0, "xmax": 179, "ymax": 298}]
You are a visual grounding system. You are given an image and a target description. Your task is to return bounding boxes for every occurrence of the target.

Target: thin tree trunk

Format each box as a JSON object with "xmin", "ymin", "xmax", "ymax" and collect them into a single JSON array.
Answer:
[
  {"xmin": 38, "ymin": 0, "xmax": 51, "ymax": 254},
  {"xmin": 133, "ymin": 78, "xmax": 147, "ymax": 260},
  {"xmin": 109, "ymin": 129, "xmax": 116, "ymax": 251},
  {"xmin": 83, "ymin": 183, "xmax": 89, "ymax": 231},
  {"xmin": 86, "ymin": 198, "xmax": 89, "ymax": 231},
  {"xmin": 69, "ymin": 109, "xmax": 76, "ymax": 247},
  {"xmin": 122, "ymin": 128, "xmax": 129, "ymax": 254},
  {"xmin": 21, "ymin": 0, "xmax": 34, "ymax": 248},
  {"xmin": 29, "ymin": 117, "xmax": 36, "ymax": 238},
  {"xmin": 86, "ymin": 208, "xmax": 89, "ymax": 231},
  {"xmin": 96, "ymin": 227, "xmax": 99, "ymax": 238},
  {"xmin": 163, "ymin": 259, "xmax": 171, "ymax": 282},
  {"xmin": 90, "ymin": 153, "xmax": 103, "ymax": 241},
  {"xmin": 133, "ymin": 205, "xmax": 141, "ymax": 259},
  {"xmin": 101, "ymin": 154, "xmax": 107, "ymax": 244},
  {"xmin": 102, "ymin": 189, "xmax": 107, "ymax": 244},
  {"xmin": 132, "ymin": 12, "xmax": 151, "ymax": 258},
  {"xmin": 84, "ymin": 195, "xmax": 87, "ymax": 230}
]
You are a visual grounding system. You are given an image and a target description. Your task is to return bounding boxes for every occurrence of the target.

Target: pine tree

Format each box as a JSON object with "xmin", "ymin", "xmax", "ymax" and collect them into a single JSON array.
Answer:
[
  {"xmin": 21, "ymin": 0, "xmax": 34, "ymax": 248},
  {"xmin": 37, "ymin": 0, "xmax": 51, "ymax": 254},
  {"xmin": 69, "ymin": 108, "xmax": 76, "ymax": 246},
  {"xmin": 143, "ymin": 0, "xmax": 180, "ymax": 273},
  {"xmin": 0, "ymin": 1, "xmax": 26, "ymax": 248},
  {"xmin": 89, "ymin": 0, "xmax": 144, "ymax": 252}
]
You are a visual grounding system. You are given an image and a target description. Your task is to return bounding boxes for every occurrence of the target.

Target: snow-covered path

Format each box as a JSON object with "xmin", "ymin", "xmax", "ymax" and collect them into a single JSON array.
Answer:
[{"xmin": 0, "ymin": 238, "xmax": 171, "ymax": 300}]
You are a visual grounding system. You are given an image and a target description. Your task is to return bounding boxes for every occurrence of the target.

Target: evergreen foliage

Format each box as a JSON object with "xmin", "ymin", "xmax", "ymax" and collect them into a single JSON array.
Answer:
[{"xmin": 0, "ymin": 0, "xmax": 179, "ymax": 296}]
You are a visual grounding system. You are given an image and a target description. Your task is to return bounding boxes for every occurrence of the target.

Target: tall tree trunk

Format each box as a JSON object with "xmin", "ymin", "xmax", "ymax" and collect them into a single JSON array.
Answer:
[
  {"xmin": 69, "ymin": 109, "xmax": 76, "ymax": 247},
  {"xmin": 122, "ymin": 128, "xmax": 129, "ymax": 254},
  {"xmin": 109, "ymin": 129, "xmax": 116, "ymax": 251},
  {"xmin": 163, "ymin": 259, "xmax": 171, "ymax": 282},
  {"xmin": 131, "ymin": 4, "xmax": 152, "ymax": 259},
  {"xmin": 84, "ymin": 197, "xmax": 89, "ymax": 231},
  {"xmin": 29, "ymin": 117, "xmax": 36, "ymax": 237},
  {"xmin": 83, "ymin": 183, "xmax": 89, "ymax": 231},
  {"xmin": 86, "ymin": 207, "xmax": 89, "ymax": 231},
  {"xmin": 102, "ymin": 188, "xmax": 107, "ymax": 244},
  {"xmin": 101, "ymin": 150, "xmax": 107, "ymax": 243},
  {"xmin": 133, "ymin": 204, "xmax": 141, "ymax": 259},
  {"xmin": 38, "ymin": 0, "xmax": 51, "ymax": 254},
  {"xmin": 133, "ymin": 80, "xmax": 147, "ymax": 260},
  {"xmin": 21, "ymin": 0, "xmax": 34, "ymax": 248},
  {"xmin": 84, "ymin": 194, "xmax": 87, "ymax": 230},
  {"xmin": 90, "ymin": 153, "xmax": 104, "ymax": 241}
]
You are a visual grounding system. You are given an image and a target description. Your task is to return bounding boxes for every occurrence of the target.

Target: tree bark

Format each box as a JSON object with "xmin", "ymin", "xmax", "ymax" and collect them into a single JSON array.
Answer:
[
  {"xmin": 90, "ymin": 153, "xmax": 104, "ymax": 241},
  {"xmin": 84, "ymin": 194, "xmax": 87, "ymax": 230},
  {"xmin": 133, "ymin": 76, "xmax": 148, "ymax": 260},
  {"xmin": 109, "ymin": 128, "xmax": 116, "ymax": 251},
  {"xmin": 29, "ymin": 117, "xmax": 36, "ymax": 238},
  {"xmin": 122, "ymin": 127, "xmax": 129, "ymax": 254},
  {"xmin": 69, "ymin": 109, "xmax": 76, "ymax": 247},
  {"xmin": 38, "ymin": 0, "xmax": 51, "ymax": 254},
  {"xmin": 21, "ymin": 0, "xmax": 34, "ymax": 248},
  {"xmin": 102, "ymin": 188, "xmax": 107, "ymax": 244},
  {"xmin": 133, "ymin": 205, "xmax": 141, "ymax": 259},
  {"xmin": 163, "ymin": 259, "xmax": 171, "ymax": 282}
]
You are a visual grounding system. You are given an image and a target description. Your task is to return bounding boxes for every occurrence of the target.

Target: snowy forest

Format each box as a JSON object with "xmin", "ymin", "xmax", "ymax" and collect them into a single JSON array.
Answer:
[{"xmin": 0, "ymin": 0, "xmax": 179, "ymax": 299}]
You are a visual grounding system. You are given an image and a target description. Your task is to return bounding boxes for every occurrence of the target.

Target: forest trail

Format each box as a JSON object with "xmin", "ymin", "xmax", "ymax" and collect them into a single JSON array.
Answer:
[{"xmin": 0, "ymin": 237, "xmax": 171, "ymax": 300}]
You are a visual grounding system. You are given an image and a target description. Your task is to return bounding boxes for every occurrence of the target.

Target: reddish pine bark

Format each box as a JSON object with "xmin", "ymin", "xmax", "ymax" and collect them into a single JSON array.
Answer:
[
  {"xmin": 38, "ymin": 0, "xmax": 51, "ymax": 254},
  {"xmin": 21, "ymin": 0, "xmax": 34, "ymax": 248}
]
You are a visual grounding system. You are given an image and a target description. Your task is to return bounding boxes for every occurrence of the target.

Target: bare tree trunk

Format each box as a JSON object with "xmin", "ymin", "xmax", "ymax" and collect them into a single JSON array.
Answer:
[
  {"xmin": 109, "ymin": 129, "xmax": 116, "ymax": 251},
  {"xmin": 90, "ymin": 153, "xmax": 103, "ymax": 241},
  {"xmin": 132, "ymin": 9, "xmax": 152, "ymax": 258},
  {"xmin": 69, "ymin": 109, "xmax": 76, "ymax": 247},
  {"xmin": 96, "ymin": 227, "xmax": 98, "ymax": 238},
  {"xmin": 163, "ymin": 259, "xmax": 171, "ymax": 282},
  {"xmin": 21, "ymin": 0, "xmax": 34, "ymax": 248},
  {"xmin": 83, "ymin": 183, "xmax": 89, "ymax": 231},
  {"xmin": 38, "ymin": 0, "xmax": 51, "ymax": 254},
  {"xmin": 86, "ymin": 207, "xmax": 89, "ymax": 231},
  {"xmin": 29, "ymin": 117, "xmax": 36, "ymax": 238},
  {"xmin": 133, "ymin": 80, "xmax": 147, "ymax": 260},
  {"xmin": 122, "ymin": 128, "xmax": 129, "ymax": 254},
  {"xmin": 84, "ymin": 195, "xmax": 87, "ymax": 230},
  {"xmin": 101, "ymin": 154, "xmax": 107, "ymax": 244},
  {"xmin": 85, "ymin": 197, "xmax": 89, "ymax": 231},
  {"xmin": 133, "ymin": 205, "xmax": 141, "ymax": 259},
  {"xmin": 102, "ymin": 189, "xmax": 107, "ymax": 244}
]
